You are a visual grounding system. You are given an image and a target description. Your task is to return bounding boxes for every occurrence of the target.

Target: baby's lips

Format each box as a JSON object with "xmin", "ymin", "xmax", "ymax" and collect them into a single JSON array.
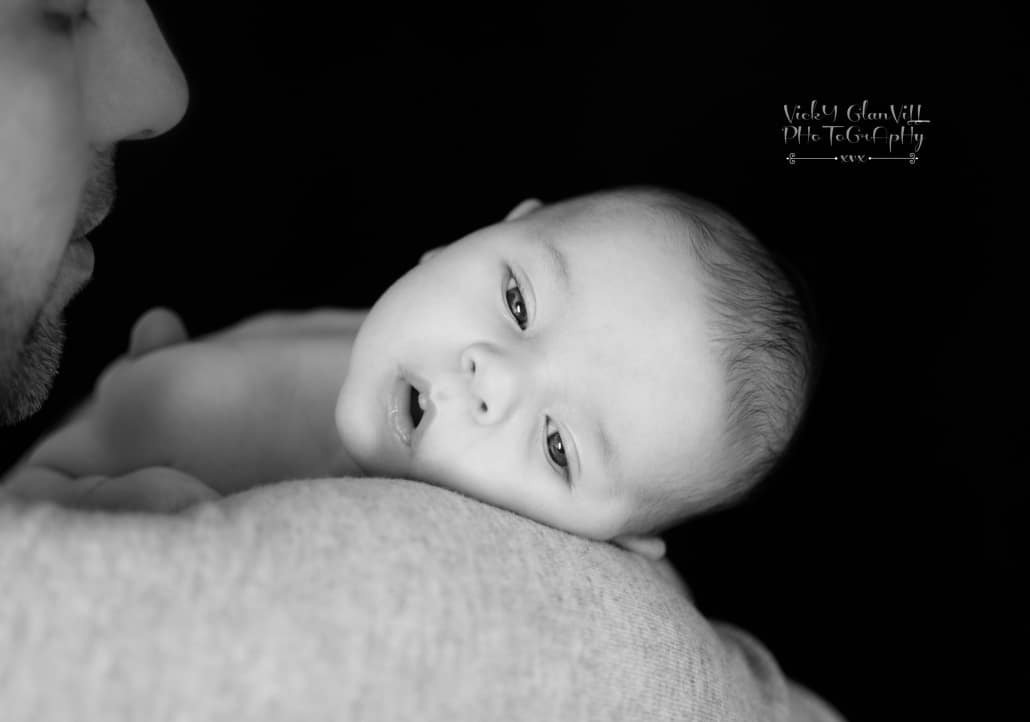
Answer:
[
  {"xmin": 387, "ymin": 375, "xmax": 414, "ymax": 447},
  {"xmin": 409, "ymin": 394, "xmax": 437, "ymax": 452},
  {"xmin": 402, "ymin": 367, "xmax": 432, "ymax": 397}
]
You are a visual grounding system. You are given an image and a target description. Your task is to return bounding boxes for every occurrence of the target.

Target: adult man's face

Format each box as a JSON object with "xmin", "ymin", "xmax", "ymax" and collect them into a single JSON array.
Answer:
[{"xmin": 0, "ymin": 0, "xmax": 188, "ymax": 425}]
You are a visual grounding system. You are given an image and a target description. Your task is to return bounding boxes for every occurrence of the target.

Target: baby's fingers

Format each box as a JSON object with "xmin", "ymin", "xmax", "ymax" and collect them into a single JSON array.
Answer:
[
  {"xmin": 73, "ymin": 467, "xmax": 221, "ymax": 513},
  {"xmin": 128, "ymin": 307, "xmax": 189, "ymax": 358}
]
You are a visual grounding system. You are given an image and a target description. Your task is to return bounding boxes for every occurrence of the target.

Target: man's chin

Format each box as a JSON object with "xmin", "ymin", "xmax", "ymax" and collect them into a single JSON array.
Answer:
[{"xmin": 0, "ymin": 313, "xmax": 66, "ymax": 426}]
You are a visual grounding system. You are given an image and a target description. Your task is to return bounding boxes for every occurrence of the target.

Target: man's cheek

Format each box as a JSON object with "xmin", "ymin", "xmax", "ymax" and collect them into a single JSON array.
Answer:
[{"xmin": 1, "ymin": 88, "xmax": 87, "ymax": 238}]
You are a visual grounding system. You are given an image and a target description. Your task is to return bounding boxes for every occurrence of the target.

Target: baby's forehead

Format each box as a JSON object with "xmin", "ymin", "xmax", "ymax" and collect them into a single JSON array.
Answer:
[
  {"xmin": 505, "ymin": 205, "xmax": 701, "ymax": 339},
  {"xmin": 543, "ymin": 194, "xmax": 696, "ymax": 259},
  {"xmin": 532, "ymin": 194, "xmax": 698, "ymax": 264}
]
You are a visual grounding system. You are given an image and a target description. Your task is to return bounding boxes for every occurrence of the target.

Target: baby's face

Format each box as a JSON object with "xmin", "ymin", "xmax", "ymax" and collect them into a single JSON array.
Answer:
[{"xmin": 336, "ymin": 198, "xmax": 727, "ymax": 540}]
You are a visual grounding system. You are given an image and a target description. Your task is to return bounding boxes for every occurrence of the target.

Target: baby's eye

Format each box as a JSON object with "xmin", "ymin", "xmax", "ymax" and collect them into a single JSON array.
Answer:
[
  {"xmin": 545, "ymin": 419, "xmax": 570, "ymax": 481},
  {"xmin": 505, "ymin": 272, "xmax": 529, "ymax": 330}
]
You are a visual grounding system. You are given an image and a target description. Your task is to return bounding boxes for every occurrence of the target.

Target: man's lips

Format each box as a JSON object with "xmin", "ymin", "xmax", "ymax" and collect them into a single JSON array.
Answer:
[
  {"xmin": 44, "ymin": 236, "xmax": 95, "ymax": 314},
  {"xmin": 71, "ymin": 148, "xmax": 116, "ymax": 238},
  {"xmin": 66, "ymin": 236, "xmax": 95, "ymax": 275},
  {"xmin": 72, "ymin": 194, "xmax": 112, "ymax": 239}
]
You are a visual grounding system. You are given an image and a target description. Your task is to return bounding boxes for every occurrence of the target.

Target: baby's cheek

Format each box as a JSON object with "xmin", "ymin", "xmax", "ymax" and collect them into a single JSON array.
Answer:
[
  {"xmin": 334, "ymin": 387, "xmax": 373, "ymax": 467},
  {"xmin": 335, "ymin": 390, "xmax": 408, "ymax": 479},
  {"xmin": 413, "ymin": 433, "xmax": 503, "ymax": 496}
]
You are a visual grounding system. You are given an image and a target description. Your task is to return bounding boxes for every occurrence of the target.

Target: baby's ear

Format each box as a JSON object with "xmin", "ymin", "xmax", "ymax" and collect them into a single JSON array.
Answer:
[
  {"xmin": 419, "ymin": 246, "xmax": 445, "ymax": 265},
  {"xmin": 612, "ymin": 534, "xmax": 666, "ymax": 561},
  {"xmin": 504, "ymin": 198, "xmax": 543, "ymax": 221}
]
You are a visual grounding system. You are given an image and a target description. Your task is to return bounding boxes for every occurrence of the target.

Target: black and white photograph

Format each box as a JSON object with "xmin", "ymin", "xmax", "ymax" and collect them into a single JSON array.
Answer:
[{"xmin": 1, "ymin": 2, "xmax": 1010, "ymax": 720}]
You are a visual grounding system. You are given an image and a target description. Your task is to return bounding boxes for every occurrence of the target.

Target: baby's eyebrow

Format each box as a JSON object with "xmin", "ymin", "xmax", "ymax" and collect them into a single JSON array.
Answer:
[
  {"xmin": 535, "ymin": 233, "xmax": 573, "ymax": 299},
  {"xmin": 594, "ymin": 417, "xmax": 619, "ymax": 482}
]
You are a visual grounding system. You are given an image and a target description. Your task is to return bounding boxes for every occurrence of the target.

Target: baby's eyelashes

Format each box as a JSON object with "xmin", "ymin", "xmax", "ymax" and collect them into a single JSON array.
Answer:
[
  {"xmin": 504, "ymin": 270, "xmax": 529, "ymax": 330},
  {"xmin": 544, "ymin": 419, "xmax": 571, "ymax": 486}
]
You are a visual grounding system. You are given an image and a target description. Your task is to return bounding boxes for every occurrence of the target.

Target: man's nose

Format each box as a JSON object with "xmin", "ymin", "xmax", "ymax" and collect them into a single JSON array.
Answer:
[
  {"xmin": 83, "ymin": 1, "xmax": 189, "ymax": 145},
  {"xmin": 460, "ymin": 343, "xmax": 525, "ymax": 425}
]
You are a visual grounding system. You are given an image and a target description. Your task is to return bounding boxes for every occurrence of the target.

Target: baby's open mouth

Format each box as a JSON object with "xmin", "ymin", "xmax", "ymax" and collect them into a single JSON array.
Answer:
[
  {"xmin": 390, "ymin": 371, "xmax": 432, "ymax": 448},
  {"xmin": 408, "ymin": 383, "xmax": 426, "ymax": 428}
]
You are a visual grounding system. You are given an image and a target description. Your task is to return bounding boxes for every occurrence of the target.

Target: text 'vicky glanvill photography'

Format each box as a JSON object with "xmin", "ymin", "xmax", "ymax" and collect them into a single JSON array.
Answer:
[{"xmin": 783, "ymin": 100, "xmax": 929, "ymax": 164}]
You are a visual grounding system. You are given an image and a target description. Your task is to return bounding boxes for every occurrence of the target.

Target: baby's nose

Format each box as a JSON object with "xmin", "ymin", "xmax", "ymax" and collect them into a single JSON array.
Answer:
[{"xmin": 460, "ymin": 344, "xmax": 520, "ymax": 425}]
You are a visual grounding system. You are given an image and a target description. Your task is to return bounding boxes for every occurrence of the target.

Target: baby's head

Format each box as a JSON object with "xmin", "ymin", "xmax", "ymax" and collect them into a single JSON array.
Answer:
[{"xmin": 337, "ymin": 187, "xmax": 813, "ymax": 556}]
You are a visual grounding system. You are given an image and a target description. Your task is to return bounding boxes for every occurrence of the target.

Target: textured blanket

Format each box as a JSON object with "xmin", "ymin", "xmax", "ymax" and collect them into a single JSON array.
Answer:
[{"xmin": 1, "ymin": 477, "xmax": 844, "ymax": 721}]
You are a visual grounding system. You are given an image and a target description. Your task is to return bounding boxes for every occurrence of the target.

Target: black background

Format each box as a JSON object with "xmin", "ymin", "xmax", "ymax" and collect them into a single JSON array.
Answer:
[{"xmin": 1, "ymin": 3, "xmax": 1015, "ymax": 720}]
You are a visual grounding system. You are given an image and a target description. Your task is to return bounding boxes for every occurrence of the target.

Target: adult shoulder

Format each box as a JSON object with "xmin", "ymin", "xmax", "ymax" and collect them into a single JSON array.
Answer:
[{"xmin": 0, "ymin": 477, "xmax": 844, "ymax": 721}]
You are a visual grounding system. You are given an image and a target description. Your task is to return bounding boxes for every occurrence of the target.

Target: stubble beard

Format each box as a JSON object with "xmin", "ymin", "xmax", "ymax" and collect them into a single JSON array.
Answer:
[
  {"xmin": 0, "ymin": 311, "xmax": 66, "ymax": 426},
  {"xmin": 0, "ymin": 147, "xmax": 113, "ymax": 426}
]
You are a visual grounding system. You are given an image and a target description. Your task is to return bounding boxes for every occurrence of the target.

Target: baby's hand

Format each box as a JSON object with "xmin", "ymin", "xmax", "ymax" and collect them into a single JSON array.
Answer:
[
  {"xmin": 16, "ymin": 308, "xmax": 196, "ymax": 481},
  {"xmin": 74, "ymin": 467, "xmax": 222, "ymax": 513},
  {"xmin": 127, "ymin": 307, "xmax": 190, "ymax": 359},
  {"xmin": 2, "ymin": 465, "xmax": 221, "ymax": 513}
]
